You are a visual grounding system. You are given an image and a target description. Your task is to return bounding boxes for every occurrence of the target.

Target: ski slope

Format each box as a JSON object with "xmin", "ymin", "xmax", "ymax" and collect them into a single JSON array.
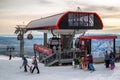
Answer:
[{"xmin": 0, "ymin": 55, "xmax": 120, "ymax": 80}]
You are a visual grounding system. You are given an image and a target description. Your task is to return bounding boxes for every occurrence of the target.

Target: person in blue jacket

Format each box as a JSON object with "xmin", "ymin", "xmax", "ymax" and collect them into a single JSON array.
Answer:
[{"xmin": 20, "ymin": 57, "xmax": 28, "ymax": 72}]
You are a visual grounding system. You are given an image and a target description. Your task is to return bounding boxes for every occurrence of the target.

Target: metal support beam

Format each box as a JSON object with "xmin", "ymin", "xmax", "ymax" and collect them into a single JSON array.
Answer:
[
  {"xmin": 20, "ymin": 39, "xmax": 24, "ymax": 57},
  {"xmin": 44, "ymin": 33, "xmax": 47, "ymax": 47}
]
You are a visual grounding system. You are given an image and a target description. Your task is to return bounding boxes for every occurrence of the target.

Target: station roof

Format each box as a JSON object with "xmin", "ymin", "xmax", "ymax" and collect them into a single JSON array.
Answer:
[
  {"xmin": 26, "ymin": 11, "xmax": 103, "ymax": 30},
  {"xmin": 79, "ymin": 35, "xmax": 117, "ymax": 39},
  {"xmin": 26, "ymin": 13, "xmax": 62, "ymax": 30}
]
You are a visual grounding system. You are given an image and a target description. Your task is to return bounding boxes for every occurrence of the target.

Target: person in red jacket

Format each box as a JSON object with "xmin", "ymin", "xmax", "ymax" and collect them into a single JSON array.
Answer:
[{"xmin": 82, "ymin": 54, "xmax": 88, "ymax": 70}]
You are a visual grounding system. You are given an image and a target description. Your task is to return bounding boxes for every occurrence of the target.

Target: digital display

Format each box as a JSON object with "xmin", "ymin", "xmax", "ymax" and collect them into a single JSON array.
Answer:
[
  {"xmin": 91, "ymin": 39, "xmax": 113, "ymax": 58},
  {"xmin": 68, "ymin": 13, "xmax": 94, "ymax": 27}
]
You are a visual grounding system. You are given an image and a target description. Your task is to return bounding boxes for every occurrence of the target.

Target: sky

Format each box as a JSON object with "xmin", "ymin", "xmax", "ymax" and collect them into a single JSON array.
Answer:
[{"xmin": 0, "ymin": 0, "xmax": 120, "ymax": 34}]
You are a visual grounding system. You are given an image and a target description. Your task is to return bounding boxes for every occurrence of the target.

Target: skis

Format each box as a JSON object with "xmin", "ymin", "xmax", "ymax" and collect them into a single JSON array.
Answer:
[{"xmin": 29, "ymin": 66, "xmax": 32, "ymax": 73}]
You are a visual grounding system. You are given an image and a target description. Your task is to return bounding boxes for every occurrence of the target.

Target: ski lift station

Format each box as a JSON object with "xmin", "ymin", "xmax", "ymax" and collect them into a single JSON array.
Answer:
[{"xmin": 26, "ymin": 11, "xmax": 117, "ymax": 66}]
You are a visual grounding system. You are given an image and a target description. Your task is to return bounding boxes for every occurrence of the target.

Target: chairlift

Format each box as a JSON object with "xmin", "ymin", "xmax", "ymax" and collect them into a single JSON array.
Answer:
[
  {"xmin": 17, "ymin": 33, "xmax": 23, "ymax": 40},
  {"xmin": 27, "ymin": 33, "xmax": 33, "ymax": 40}
]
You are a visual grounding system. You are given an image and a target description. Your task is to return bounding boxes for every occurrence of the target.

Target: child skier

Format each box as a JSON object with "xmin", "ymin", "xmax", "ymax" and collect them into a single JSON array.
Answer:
[
  {"xmin": 87, "ymin": 54, "xmax": 95, "ymax": 71},
  {"xmin": 110, "ymin": 55, "xmax": 115, "ymax": 70}
]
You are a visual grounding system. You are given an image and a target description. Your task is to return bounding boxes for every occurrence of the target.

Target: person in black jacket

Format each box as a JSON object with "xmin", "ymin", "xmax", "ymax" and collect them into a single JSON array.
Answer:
[{"xmin": 104, "ymin": 51, "xmax": 110, "ymax": 68}]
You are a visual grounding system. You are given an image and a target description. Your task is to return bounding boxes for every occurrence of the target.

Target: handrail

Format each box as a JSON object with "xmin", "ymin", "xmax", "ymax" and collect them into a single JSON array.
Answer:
[{"xmin": 44, "ymin": 53, "xmax": 57, "ymax": 66}]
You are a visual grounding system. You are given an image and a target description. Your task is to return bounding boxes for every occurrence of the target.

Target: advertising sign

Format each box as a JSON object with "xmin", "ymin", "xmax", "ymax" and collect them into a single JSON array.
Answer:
[{"xmin": 91, "ymin": 39, "xmax": 113, "ymax": 58}]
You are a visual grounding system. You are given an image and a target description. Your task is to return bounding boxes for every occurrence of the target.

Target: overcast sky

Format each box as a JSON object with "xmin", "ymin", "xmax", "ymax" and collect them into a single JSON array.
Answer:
[{"xmin": 0, "ymin": 0, "xmax": 120, "ymax": 34}]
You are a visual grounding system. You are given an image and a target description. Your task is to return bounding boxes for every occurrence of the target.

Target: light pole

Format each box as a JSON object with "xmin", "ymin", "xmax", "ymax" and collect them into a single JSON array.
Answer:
[{"xmin": 7, "ymin": 46, "xmax": 15, "ymax": 60}]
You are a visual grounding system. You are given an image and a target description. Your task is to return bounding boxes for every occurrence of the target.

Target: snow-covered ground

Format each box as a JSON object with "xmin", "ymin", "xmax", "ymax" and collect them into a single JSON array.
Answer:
[{"xmin": 0, "ymin": 55, "xmax": 120, "ymax": 80}]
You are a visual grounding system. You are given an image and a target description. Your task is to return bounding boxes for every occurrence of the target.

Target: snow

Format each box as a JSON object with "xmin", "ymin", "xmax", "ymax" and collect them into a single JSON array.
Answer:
[{"xmin": 0, "ymin": 55, "xmax": 120, "ymax": 80}]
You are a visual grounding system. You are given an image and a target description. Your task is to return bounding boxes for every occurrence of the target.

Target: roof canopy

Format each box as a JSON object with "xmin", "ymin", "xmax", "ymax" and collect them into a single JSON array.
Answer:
[
  {"xmin": 26, "ymin": 11, "xmax": 103, "ymax": 31},
  {"xmin": 79, "ymin": 35, "xmax": 117, "ymax": 39}
]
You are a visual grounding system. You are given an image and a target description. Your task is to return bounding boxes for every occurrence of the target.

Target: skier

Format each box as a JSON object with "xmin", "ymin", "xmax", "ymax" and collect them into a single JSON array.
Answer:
[
  {"xmin": 104, "ymin": 51, "xmax": 110, "ymax": 68},
  {"xmin": 87, "ymin": 54, "xmax": 95, "ymax": 71},
  {"xmin": 9, "ymin": 54, "xmax": 12, "ymax": 60},
  {"xmin": 110, "ymin": 55, "xmax": 115, "ymax": 70},
  {"xmin": 31, "ymin": 57, "xmax": 40, "ymax": 74},
  {"xmin": 20, "ymin": 57, "xmax": 29, "ymax": 72},
  {"xmin": 110, "ymin": 50, "xmax": 115, "ymax": 58}
]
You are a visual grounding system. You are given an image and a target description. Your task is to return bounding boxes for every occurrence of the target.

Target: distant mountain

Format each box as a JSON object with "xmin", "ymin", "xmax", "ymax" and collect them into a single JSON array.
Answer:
[
  {"xmin": 0, "ymin": 35, "xmax": 44, "ymax": 56},
  {"xmin": 0, "ymin": 34, "xmax": 120, "ymax": 56}
]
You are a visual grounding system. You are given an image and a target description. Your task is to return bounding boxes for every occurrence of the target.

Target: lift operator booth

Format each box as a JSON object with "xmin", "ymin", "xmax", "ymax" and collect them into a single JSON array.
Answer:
[{"xmin": 77, "ymin": 35, "xmax": 117, "ymax": 63}]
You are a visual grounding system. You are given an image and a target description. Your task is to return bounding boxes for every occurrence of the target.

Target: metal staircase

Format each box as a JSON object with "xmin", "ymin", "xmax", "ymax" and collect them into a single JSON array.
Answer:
[{"xmin": 43, "ymin": 49, "xmax": 83, "ymax": 66}]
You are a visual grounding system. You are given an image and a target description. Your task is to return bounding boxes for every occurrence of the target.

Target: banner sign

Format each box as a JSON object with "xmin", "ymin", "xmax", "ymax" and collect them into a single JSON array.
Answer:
[{"xmin": 34, "ymin": 44, "xmax": 52, "ymax": 55}]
